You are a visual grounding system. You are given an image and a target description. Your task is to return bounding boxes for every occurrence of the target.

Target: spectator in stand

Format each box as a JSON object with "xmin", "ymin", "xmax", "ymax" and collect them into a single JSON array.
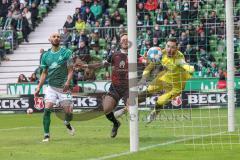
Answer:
[
  {"xmin": 235, "ymin": 8, "xmax": 240, "ymax": 22},
  {"xmin": 22, "ymin": 7, "xmax": 33, "ymax": 31},
  {"xmin": 161, "ymin": 18, "xmax": 170, "ymax": 38},
  {"xmin": 136, "ymin": 2, "xmax": 146, "ymax": 26},
  {"xmin": 152, "ymin": 37, "xmax": 159, "ymax": 47},
  {"xmin": 17, "ymin": 14, "xmax": 30, "ymax": 42},
  {"xmin": 63, "ymin": 15, "xmax": 75, "ymax": 30},
  {"xmin": 102, "ymin": 19, "xmax": 114, "ymax": 41},
  {"xmin": 217, "ymin": 21, "xmax": 225, "ymax": 38},
  {"xmin": 78, "ymin": 29, "xmax": 89, "ymax": 46},
  {"xmin": 17, "ymin": 74, "xmax": 29, "ymax": 83},
  {"xmin": 72, "ymin": 8, "xmax": 80, "ymax": 24},
  {"xmin": 0, "ymin": 0, "xmax": 10, "ymax": 18},
  {"xmin": 82, "ymin": 7, "xmax": 95, "ymax": 25},
  {"xmin": 144, "ymin": 0, "xmax": 159, "ymax": 11},
  {"xmin": 110, "ymin": 10, "xmax": 124, "ymax": 26},
  {"xmin": 85, "ymin": 0, "xmax": 93, "ymax": 7},
  {"xmin": 181, "ymin": 0, "xmax": 190, "ymax": 24},
  {"xmin": 155, "ymin": 9, "xmax": 166, "ymax": 25},
  {"xmin": 29, "ymin": 72, "xmax": 38, "ymax": 82},
  {"xmin": 158, "ymin": 0, "xmax": 168, "ymax": 12},
  {"xmin": 79, "ymin": 1, "xmax": 87, "ymax": 15},
  {"xmin": 117, "ymin": 0, "xmax": 127, "ymax": 10},
  {"xmin": 90, "ymin": 0, "xmax": 102, "ymax": 20},
  {"xmin": 143, "ymin": 13, "xmax": 152, "ymax": 29},
  {"xmin": 190, "ymin": 1, "xmax": 198, "ymax": 20},
  {"xmin": 153, "ymin": 24, "xmax": 162, "ymax": 38},
  {"xmin": 75, "ymin": 15, "xmax": 86, "ymax": 32},
  {"xmin": 208, "ymin": 10, "xmax": 220, "ymax": 25},
  {"xmin": 217, "ymin": 73, "xmax": 227, "ymax": 89},
  {"xmin": 60, "ymin": 27, "xmax": 72, "ymax": 48},
  {"xmin": 168, "ymin": 28, "xmax": 177, "ymax": 38},
  {"xmin": 2, "ymin": 10, "xmax": 17, "ymax": 30},
  {"xmin": 184, "ymin": 44, "xmax": 198, "ymax": 64},
  {"xmin": 197, "ymin": 32, "xmax": 208, "ymax": 51},
  {"xmin": 12, "ymin": 3, "xmax": 22, "ymax": 20},
  {"xmin": 179, "ymin": 31, "xmax": 189, "ymax": 52},
  {"xmin": 75, "ymin": 40, "xmax": 90, "ymax": 62},
  {"xmin": 29, "ymin": 2, "xmax": 39, "ymax": 30}
]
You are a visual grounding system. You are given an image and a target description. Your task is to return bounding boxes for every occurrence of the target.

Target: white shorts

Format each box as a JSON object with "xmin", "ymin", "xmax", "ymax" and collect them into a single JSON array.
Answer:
[{"xmin": 45, "ymin": 86, "xmax": 73, "ymax": 106}]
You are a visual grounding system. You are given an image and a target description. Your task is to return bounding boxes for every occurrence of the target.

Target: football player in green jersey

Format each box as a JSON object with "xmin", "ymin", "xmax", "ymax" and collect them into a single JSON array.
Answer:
[{"xmin": 34, "ymin": 33, "xmax": 75, "ymax": 142}]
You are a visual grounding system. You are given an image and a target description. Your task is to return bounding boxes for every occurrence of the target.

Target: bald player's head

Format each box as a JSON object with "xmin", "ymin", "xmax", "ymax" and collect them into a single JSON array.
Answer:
[{"xmin": 49, "ymin": 33, "xmax": 61, "ymax": 47}]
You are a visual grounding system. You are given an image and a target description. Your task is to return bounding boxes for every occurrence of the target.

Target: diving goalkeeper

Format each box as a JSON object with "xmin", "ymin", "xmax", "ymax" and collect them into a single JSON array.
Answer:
[{"xmin": 138, "ymin": 37, "xmax": 195, "ymax": 123}]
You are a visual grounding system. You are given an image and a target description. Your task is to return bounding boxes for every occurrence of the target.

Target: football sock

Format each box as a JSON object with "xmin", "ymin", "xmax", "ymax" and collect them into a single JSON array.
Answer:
[
  {"xmin": 106, "ymin": 112, "xmax": 118, "ymax": 126},
  {"xmin": 43, "ymin": 108, "xmax": 51, "ymax": 135},
  {"xmin": 64, "ymin": 113, "xmax": 73, "ymax": 130},
  {"xmin": 64, "ymin": 113, "xmax": 73, "ymax": 122}
]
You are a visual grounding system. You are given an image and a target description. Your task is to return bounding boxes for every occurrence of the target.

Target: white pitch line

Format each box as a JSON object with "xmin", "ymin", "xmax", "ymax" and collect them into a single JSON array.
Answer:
[
  {"xmin": 89, "ymin": 131, "xmax": 226, "ymax": 160},
  {"xmin": 0, "ymin": 125, "xmax": 107, "ymax": 131}
]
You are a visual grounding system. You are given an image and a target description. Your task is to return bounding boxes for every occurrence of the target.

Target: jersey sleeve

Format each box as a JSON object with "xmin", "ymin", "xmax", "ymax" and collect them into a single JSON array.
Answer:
[
  {"xmin": 142, "ymin": 62, "xmax": 155, "ymax": 78},
  {"xmin": 40, "ymin": 53, "xmax": 48, "ymax": 71},
  {"xmin": 175, "ymin": 54, "xmax": 195, "ymax": 73}
]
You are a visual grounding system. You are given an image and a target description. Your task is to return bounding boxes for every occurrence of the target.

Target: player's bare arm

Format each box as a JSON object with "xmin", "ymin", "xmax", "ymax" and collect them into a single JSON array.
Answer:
[
  {"xmin": 63, "ymin": 66, "xmax": 73, "ymax": 92},
  {"xmin": 34, "ymin": 69, "xmax": 48, "ymax": 97}
]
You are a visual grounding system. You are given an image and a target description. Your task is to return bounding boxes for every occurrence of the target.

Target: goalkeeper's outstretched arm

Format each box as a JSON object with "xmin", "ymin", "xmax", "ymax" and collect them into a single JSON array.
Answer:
[
  {"xmin": 177, "ymin": 58, "xmax": 195, "ymax": 74},
  {"xmin": 139, "ymin": 62, "xmax": 155, "ymax": 84}
]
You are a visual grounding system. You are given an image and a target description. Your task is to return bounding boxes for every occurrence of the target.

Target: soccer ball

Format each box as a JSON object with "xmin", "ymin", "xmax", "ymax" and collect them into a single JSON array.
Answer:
[
  {"xmin": 26, "ymin": 108, "xmax": 33, "ymax": 114},
  {"xmin": 146, "ymin": 47, "xmax": 162, "ymax": 62}
]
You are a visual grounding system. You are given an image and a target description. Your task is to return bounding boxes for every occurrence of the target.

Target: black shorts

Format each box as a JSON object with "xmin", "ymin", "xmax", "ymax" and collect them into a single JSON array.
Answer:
[{"xmin": 107, "ymin": 84, "xmax": 129, "ymax": 105}]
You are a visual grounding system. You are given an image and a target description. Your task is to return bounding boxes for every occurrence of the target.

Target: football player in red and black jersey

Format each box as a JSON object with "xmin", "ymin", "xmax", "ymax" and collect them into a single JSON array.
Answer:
[{"xmin": 75, "ymin": 33, "xmax": 129, "ymax": 138}]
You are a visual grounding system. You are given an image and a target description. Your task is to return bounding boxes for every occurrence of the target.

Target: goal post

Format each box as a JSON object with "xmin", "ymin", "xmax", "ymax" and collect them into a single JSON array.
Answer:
[
  {"xmin": 226, "ymin": 0, "xmax": 235, "ymax": 132},
  {"xmin": 127, "ymin": 0, "xmax": 139, "ymax": 152}
]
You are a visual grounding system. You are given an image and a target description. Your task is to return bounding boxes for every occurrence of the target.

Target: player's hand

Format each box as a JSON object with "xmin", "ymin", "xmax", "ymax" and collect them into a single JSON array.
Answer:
[
  {"xmin": 34, "ymin": 87, "xmax": 40, "ymax": 97},
  {"xmin": 63, "ymin": 82, "xmax": 70, "ymax": 92},
  {"xmin": 188, "ymin": 66, "xmax": 195, "ymax": 74}
]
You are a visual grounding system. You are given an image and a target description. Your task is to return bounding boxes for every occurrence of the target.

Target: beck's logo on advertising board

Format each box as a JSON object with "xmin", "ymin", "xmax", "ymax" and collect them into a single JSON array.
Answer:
[
  {"xmin": 0, "ymin": 98, "xmax": 29, "ymax": 109},
  {"xmin": 187, "ymin": 93, "xmax": 228, "ymax": 104},
  {"xmin": 72, "ymin": 97, "xmax": 98, "ymax": 107}
]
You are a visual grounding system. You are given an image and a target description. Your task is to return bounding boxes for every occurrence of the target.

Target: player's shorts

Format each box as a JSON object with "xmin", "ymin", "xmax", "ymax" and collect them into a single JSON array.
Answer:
[
  {"xmin": 107, "ymin": 84, "xmax": 129, "ymax": 105},
  {"xmin": 45, "ymin": 86, "xmax": 73, "ymax": 106}
]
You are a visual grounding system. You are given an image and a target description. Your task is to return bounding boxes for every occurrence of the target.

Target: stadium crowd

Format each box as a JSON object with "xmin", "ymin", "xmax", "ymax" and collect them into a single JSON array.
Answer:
[
  {"xmin": 1, "ymin": 0, "xmax": 240, "ymax": 85},
  {"xmin": 0, "ymin": 0, "xmax": 58, "ymax": 63},
  {"xmin": 57, "ymin": 0, "xmax": 240, "ymax": 85}
]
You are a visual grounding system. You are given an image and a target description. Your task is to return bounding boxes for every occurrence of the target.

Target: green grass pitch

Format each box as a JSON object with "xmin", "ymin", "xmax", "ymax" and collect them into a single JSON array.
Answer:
[{"xmin": 0, "ymin": 108, "xmax": 240, "ymax": 160}]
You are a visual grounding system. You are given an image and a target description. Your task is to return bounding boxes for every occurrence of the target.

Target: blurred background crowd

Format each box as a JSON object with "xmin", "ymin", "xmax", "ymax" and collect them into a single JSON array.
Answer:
[{"xmin": 1, "ymin": 0, "xmax": 240, "ymax": 88}]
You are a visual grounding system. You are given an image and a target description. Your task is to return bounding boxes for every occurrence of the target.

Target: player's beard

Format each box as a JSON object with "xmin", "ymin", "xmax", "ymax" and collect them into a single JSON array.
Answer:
[
  {"xmin": 52, "ymin": 40, "xmax": 60, "ymax": 47},
  {"xmin": 167, "ymin": 51, "xmax": 175, "ymax": 57}
]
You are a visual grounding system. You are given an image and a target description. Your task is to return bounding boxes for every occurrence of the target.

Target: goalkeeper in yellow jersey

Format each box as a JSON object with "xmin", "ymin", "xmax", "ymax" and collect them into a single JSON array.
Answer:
[{"xmin": 138, "ymin": 38, "xmax": 195, "ymax": 123}]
